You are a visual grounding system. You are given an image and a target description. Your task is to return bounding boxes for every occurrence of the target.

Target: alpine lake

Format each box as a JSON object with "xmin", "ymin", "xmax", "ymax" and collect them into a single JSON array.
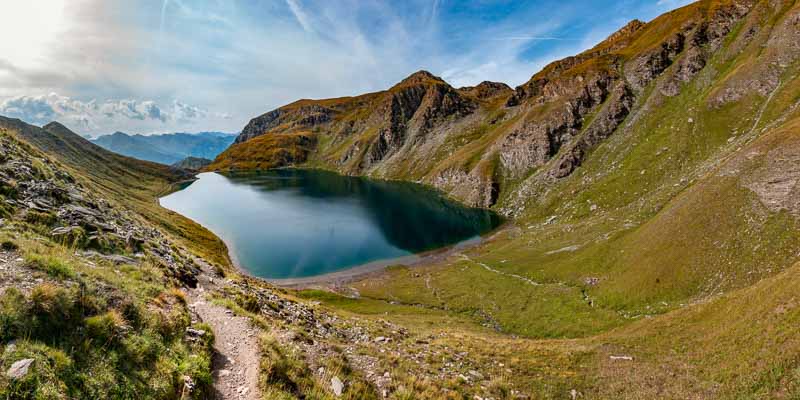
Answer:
[{"xmin": 160, "ymin": 169, "xmax": 502, "ymax": 280}]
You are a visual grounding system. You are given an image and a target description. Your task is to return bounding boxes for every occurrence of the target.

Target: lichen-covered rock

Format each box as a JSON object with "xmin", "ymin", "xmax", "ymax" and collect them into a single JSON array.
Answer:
[{"xmin": 6, "ymin": 358, "xmax": 34, "ymax": 380}]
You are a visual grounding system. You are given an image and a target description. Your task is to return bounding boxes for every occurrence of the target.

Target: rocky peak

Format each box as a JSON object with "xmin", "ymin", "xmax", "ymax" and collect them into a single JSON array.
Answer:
[
  {"xmin": 236, "ymin": 102, "xmax": 335, "ymax": 145},
  {"xmin": 392, "ymin": 70, "xmax": 448, "ymax": 89},
  {"xmin": 236, "ymin": 109, "xmax": 283, "ymax": 144},
  {"xmin": 42, "ymin": 121, "xmax": 72, "ymax": 134},
  {"xmin": 459, "ymin": 81, "xmax": 513, "ymax": 99},
  {"xmin": 605, "ymin": 19, "xmax": 645, "ymax": 44}
]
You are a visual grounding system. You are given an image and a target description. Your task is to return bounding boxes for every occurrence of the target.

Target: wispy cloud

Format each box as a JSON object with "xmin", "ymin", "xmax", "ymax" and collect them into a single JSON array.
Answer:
[
  {"xmin": 490, "ymin": 36, "xmax": 581, "ymax": 41},
  {"xmin": 285, "ymin": 0, "xmax": 314, "ymax": 33},
  {"xmin": 0, "ymin": 0, "xmax": 697, "ymax": 136}
]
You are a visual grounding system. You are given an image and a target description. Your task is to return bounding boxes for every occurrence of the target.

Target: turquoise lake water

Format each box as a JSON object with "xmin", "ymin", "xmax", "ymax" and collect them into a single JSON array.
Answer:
[{"xmin": 160, "ymin": 169, "xmax": 501, "ymax": 279}]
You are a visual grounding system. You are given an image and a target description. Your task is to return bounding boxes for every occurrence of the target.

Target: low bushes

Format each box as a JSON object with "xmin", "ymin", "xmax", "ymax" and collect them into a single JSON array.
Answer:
[
  {"xmin": 0, "ymin": 281, "xmax": 214, "ymax": 399},
  {"xmin": 24, "ymin": 254, "xmax": 76, "ymax": 280}
]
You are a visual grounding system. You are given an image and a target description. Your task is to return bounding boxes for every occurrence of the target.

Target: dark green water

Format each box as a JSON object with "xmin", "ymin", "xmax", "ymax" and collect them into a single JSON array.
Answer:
[{"xmin": 159, "ymin": 170, "xmax": 502, "ymax": 279}]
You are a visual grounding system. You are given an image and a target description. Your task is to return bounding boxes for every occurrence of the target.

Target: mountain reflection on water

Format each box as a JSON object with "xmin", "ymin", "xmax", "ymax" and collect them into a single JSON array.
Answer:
[{"xmin": 160, "ymin": 169, "xmax": 502, "ymax": 279}]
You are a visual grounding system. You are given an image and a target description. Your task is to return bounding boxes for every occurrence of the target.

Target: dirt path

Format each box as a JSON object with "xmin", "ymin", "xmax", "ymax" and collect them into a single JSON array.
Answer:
[
  {"xmin": 458, "ymin": 254, "xmax": 542, "ymax": 286},
  {"xmin": 188, "ymin": 288, "xmax": 261, "ymax": 400}
]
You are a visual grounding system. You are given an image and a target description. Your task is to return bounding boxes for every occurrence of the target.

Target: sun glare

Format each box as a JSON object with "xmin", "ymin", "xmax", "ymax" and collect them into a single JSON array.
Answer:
[{"xmin": 0, "ymin": 1, "xmax": 66, "ymax": 68}]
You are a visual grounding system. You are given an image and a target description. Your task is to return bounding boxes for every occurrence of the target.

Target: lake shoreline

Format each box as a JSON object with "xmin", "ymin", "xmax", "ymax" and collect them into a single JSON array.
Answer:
[
  {"xmin": 265, "ymin": 225, "xmax": 511, "ymax": 289},
  {"xmin": 198, "ymin": 216, "xmax": 509, "ymax": 291},
  {"xmin": 160, "ymin": 170, "xmax": 507, "ymax": 288},
  {"xmin": 265, "ymin": 238, "xmax": 477, "ymax": 288}
]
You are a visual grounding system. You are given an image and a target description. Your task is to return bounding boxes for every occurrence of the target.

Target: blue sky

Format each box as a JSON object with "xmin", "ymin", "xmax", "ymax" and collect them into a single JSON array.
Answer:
[{"xmin": 0, "ymin": 0, "xmax": 693, "ymax": 137}]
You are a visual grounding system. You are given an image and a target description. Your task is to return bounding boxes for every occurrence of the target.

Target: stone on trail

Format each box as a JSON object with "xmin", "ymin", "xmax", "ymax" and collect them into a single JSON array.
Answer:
[
  {"xmin": 331, "ymin": 376, "xmax": 344, "ymax": 396},
  {"xmin": 609, "ymin": 355, "xmax": 634, "ymax": 361}
]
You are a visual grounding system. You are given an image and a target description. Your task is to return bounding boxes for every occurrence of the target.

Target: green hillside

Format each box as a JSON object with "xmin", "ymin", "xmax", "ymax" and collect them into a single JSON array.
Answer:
[
  {"xmin": 2, "ymin": 0, "xmax": 800, "ymax": 398},
  {"xmin": 209, "ymin": 0, "xmax": 800, "ymax": 397}
]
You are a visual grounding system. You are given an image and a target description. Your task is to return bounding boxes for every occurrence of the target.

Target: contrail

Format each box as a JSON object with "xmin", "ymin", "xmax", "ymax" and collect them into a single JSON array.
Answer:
[
  {"xmin": 159, "ymin": 0, "xmax": 170, "ymax": 35},
  {"xmin": 491, "ymin": 36, "xmax": 580, "ymax": 41}
]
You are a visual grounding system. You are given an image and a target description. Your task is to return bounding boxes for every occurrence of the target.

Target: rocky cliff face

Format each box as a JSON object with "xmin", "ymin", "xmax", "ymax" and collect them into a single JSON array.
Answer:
[{"xmin": 213, "ymin": 0, "xmax": 793, "ymax": 214}]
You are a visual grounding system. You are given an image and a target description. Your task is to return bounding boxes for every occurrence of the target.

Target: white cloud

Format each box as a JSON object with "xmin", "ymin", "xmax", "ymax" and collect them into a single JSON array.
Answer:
[
  {"xmin": 0, "ymin": 93, "xmax": 226, "ymax": 137},
  {"xmin": 172, "ymin": 100, "xmax": 205, "ymax": 121}
]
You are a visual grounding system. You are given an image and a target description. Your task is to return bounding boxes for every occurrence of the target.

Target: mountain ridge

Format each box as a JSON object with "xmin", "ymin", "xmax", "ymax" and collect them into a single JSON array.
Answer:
[
  {"xmin": 210, "ymin": 0, "xmax": 771, "ymax": 213},
  {"xmin": 92, "ymin": 130, "xmax": 236, "ymax": 165},
  {"xmin": 2, "ymin": 0, "xmax": 800, "ymax": 397}
]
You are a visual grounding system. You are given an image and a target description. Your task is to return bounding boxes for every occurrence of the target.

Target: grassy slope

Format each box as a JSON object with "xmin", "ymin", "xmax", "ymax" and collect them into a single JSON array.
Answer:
[
  {"xmin": 206, "ymin": 131, "xmax": 316, "ymax": 171},
  {"xmin": 2, "ymin": 0, "xmax": 797, "ymax": 398},
  {"xmin": 296, "ymin": 1, "xmax": 800, "ymax": 397},
  {"xmin": 207, "ymin": 0, "xmax": 800, "ymax": 396},
  {"xmin": 0, "ymin": 118, "xmax": 231, "ymax": 269},
  {"xmin": 0, "ymin": 128, "xmax": 217, "ymax": 398}
]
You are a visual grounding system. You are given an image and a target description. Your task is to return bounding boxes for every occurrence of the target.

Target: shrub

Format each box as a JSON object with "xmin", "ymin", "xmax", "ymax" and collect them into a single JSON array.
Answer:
[
  {"xmin": 0, "ymin": 181, "xmax": 17, "ymax": 199},
  {"xmin": 24, "ymin": 254, "xmax": 76, "ymax": 279},
  {"xmin": 167, "ymin": 288, "xmax": 187, "ymax": 305},
  {"xmin": 23, "ymin": 211, "xmax": 57, "ymax": 227},
  {"xmin": 28, "ymin": 284, "xmax": 78, "ymax": 340},
  {"xmin": 259, "ymin": 337, "xmax": 300, "ymax": 395},
  {"xmin": 75, "ymin": 283, "xmax": 106, "ymax": 317},
  {"xmin": 176, "ymin": 337, "xmax": 214, "ymax": 398},
  {"xmin": 488, "ymin": 377, "xmax": 512, "ymax": 399},
  {"xmin": 85, "ymin": 233, "xmax": 125, "ymax": 254},
  {"xmin": 150, "ymin": 293, "xmax": 190, "ymax": 340},
  {"xmin": 236, "ymin": 292, "xmax": 261, "ymax": 313},
  {"xmin": 190, "ymin": 322, "xmax": 215, "ymax": 349},
  {"xmin": 0, "ymin": 196, "xmax": 13, "ymax": 218},
  {"xmin": 85, "ymin": 310, "xmax": 127, "ymax": 344},
  {"xmin": 52, "ymin": 226, "xmax": 87, "ymax": 249},
  {"xmin": 0, "ymin": 341, "xmax": 74, "ymax": 400},
  {"xmin": 121, "ymin": 330, "xmax": 163, "ymax": 366},
  {"xmin": 0, "ymin": 288, "xmax": 26, "ymax": 341},
  {"xmin": 29, "ymin": 284, "xmax": 72, "ymax": 317}
]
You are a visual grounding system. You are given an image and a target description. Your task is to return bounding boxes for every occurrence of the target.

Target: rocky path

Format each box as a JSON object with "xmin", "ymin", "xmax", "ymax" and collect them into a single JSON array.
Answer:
[{"xmin": 188, "ymin": 287, "xmax": 261, "ymax": 400}]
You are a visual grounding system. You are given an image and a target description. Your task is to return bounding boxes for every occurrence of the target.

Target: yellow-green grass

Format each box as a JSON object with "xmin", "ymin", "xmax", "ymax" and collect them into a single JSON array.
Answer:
[
  {"xmin": 582, "ymin": 258, "xmax": 800, "ymax": 398},
  {"xmin": 296, "ymin": 288, "xmax": 595, "ymax": 399},
  {"xmin": 0, "ymin": 123, "xmax": 231, "ymax": 269},
  {"xmin": 206, "ymin": 131, "xmax": 316, "ymax": 172},
  {"xmin": 0, "ymin": 227, "xmax": 215, "ymax": 398}
]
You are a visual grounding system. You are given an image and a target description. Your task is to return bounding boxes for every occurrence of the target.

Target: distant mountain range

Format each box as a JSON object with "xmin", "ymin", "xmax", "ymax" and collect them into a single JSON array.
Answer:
[
  {"xmin": 171, "ymin": 156, "xmax": 212, "ymax": 170},
  {"xmin": 92, "ymin": 131, "xmax": 236, "ymax": 165}
]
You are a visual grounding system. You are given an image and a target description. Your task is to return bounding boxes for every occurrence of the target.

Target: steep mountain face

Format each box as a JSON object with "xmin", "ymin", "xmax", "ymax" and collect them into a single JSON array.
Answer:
[
  {"xmin": 212, "ymin": 0, "xmax": 783, "ymax": 213},
  {"xmin": 0, "ymin": 116, "xmax": 230, "ymax": 268},
  {"xmin": 92, "ymin": 131, "xmax": 236, "ymax": 165}
]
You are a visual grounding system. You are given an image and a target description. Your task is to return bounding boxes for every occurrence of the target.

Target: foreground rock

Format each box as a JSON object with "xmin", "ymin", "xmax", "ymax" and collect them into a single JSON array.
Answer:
[{"xmin": 6, "ymin": 358, "xmax": 33, "ymax": 380}]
